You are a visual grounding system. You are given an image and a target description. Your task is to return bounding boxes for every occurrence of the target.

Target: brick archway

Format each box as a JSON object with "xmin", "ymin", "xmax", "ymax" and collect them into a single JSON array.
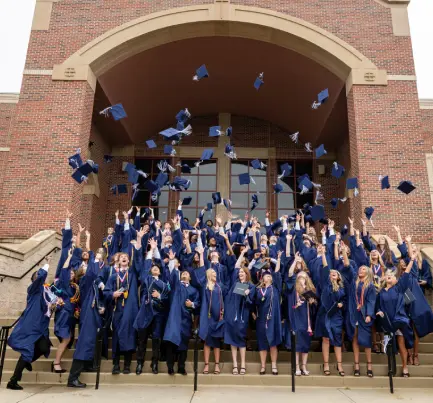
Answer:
[{"xmin": 52, "ymin": 3, "xmax": 387, "ymax": 90}]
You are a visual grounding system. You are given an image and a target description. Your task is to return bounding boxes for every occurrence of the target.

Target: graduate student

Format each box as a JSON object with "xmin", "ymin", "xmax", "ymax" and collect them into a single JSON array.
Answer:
[
  {"xmin": 254, "ymin": 251, "xmax": 282, "ymax": 375},
  {"xmin": 224, "ymin": 245, "xmax": 256, "ymax": 375},
  {"xmin": 192, "ymin": 245, "xmax": 226, "ymax": 375},
  {"xmin": 7, "ymin": 256, "xmax": 53, "ymax": 390}
]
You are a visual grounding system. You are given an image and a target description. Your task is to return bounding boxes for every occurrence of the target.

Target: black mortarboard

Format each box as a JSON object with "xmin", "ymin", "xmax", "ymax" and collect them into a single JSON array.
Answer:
[
  {"xmin": 318, "ymin": 89, "xmax": 329, "ymax": 104},
  {"xmin": 397, "ymin": 180, "xmax": 415, "ymax": 195},
  {"xmin": 178, "ymin": 163, "xmax": 192, "ymax": 174},
  {"xmin": 170, "ymin": 177, "xmax": 191, "ymax": 191},
  {"xmin": 224, "ymin": 144, "xmax": 236, "ymax": 159},
  {"xmin": 206, "ymin": 202, "xmax": 213, "ymax": 211},
  {"xmin": 212, "ymin": 192, "xmax": 222, "ymax": 205},
  {"xmin": 340, "ymin": 225, "xmax": 348, "ymax": 237},
  {"xmin": 71, "ymin": 170, "xmax": 88, "ymax": 184},
  {"xmin": 330, "ymin": 198, "xmax": 339, "ymax": 208},
  {"xmin": 311, "ymin": 205, "xmax": 325, "ymax": 221},
  {"xmin": 127, "ymin": 168, "xmax": 139, "ymax": 184},
  {"xmin": 182, "ymin": 196, "xmax": 192, "ymax": 206},
  {"xmin": 239, "ymin": 173, "xmax": 252, "ymax": 185},
  {"xmin": 332, "ymin": 162, "xmax": 345, "ymax": 179},
  {"xmin": 68, "ymin": 152, "xmax": 83, "ymax": 170},
  {"xmin": 381, "ymin": 175, "xmax": 390, "ymax": 190}
]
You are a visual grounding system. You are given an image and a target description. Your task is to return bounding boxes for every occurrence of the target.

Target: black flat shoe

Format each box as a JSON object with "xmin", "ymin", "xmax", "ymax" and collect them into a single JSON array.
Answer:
[
  {"xmin": 67, "ymin": 379, "xmax": 86, "ymax": 388},
  {"xmin": 178, "ymin": 368, "xmax": 187, "ymax": 375},
  {"xmin": 25, "ymin": 362, "xmax": 33, "ymax": 372},
  {"xmin": 168, "ymin": 368, "xmax": 175, "ymax": 375},
  {"xmin": 151, "ymin": 363, "xmax": 158, "ymax": 374},
  {"xmin": 7, "ymin": 380, "xmax": 23, "ymax": 390},
  {"xmin": 112, "ymin": 364, "xmax": 121, "ymax": 375},
  {"xmin": 51, "ymin": 362, "xmax": 67, "ymax": 374},
  {"xmin": 123, "ymin": 366, "xmax": 131, "ymax": 375},
  {"xmin": 136, "ymin": 362, "xmax": 143, "ymax": 375}
]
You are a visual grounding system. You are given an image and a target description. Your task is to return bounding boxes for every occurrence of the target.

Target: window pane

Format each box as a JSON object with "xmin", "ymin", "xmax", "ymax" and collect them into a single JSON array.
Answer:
[
  {"xmin": 156, "ymin": 208, "xmax": 168, "ymax": 221},
  {"xmin": 199, "ymin": 175, "xmax": 216, "ymax": 191},
  {"xmin": 278, "ymin": 209, "xmax": 296, "ymax": 218},
  {"xmin": 135, "ymin": 159, "xmax": 153, "ymax": 173},
  {"xmin": 231, "ymin": 178, "xmax": 249, "ymax": 191},
  {"xmin": 198, "ymin": 192, "xmax": 214, "ymax": 207},
  {"xmin": 230, "ymin": 192, "xmax": 248, "ymax": 209},
  {"xmin": 199, "ymin": 162, "xmax": 216, "ymax": 175},
  {"xmin": 251, "ymin": 175, "xmax": 266, "ymax": 192},
  {"xmin": 132, "ymin": 189, "xmax": 150, "ymax": 206},
  {"xmin": 296, "ymin": 161, "xmax": 313, "ymax": 178},
  {"xmin": 231, "ymin": 209, "xmax": 247, "ymax": 220},
  {"xmin": 181, "ymin": 192, "xmax": 197, "ymax": 206},
  {"xmin": 182, "ymin": 208, "xmax": 198, "ymax": 222},
  {"xmin": 249, "ymin": 165, "xmax": 267, "ymax": 176},
  {"xmin": 279, "ymin": 176, "xmax": 295, "ymax": 192},
  {"xmin": 278, "ymin": 193, "xmax": 295, "ymax": 210},
  {"xmin": 255, "ymin": 192, "xmax": 267, "ymax": 205},
  {"xmin": 296, "ymin": 192, "xmax": 314, "ymax": 209},
  {"xmin": 253, "ymin": 210, "xmax": 267, "ymax": 224},
  {"xmin": 231, "ymin": 162, "xmax": 248, "ymax": 175}
]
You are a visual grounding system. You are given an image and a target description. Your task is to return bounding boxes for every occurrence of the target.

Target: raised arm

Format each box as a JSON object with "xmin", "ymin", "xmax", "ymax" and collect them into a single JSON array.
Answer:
[
  {"xmin": 348, "ymin": 217, "xmax": 355, "ymax": 237},
  {"xmin": 393, "ymin": 225, "xmax": 403, "ymax": 245},
  {"xmin": 85, "ymin": 229, "xmax": 91, "ymax": 252},
  {"xmin": 286, "ymin": 234, "xmax": 292, "ymax": 257},
  {"xmin": 76, "ymin": 223, "xmax": 84, "ymax": 248},
  {"xmin": 221, "ymin": 232, "xmax": 234, "ymax": 256}
]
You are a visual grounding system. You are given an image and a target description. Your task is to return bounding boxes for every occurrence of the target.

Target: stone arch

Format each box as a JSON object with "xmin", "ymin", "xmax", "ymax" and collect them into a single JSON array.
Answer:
[{"xmin": 53, "ymin": 3, "xmax": 387, "ymax": 90}]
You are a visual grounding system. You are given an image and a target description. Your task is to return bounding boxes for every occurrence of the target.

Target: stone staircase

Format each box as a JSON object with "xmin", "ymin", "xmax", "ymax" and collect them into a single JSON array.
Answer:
[{"xmin": 1, "ymin": 319, "xmax": 433, "ymax": 389}]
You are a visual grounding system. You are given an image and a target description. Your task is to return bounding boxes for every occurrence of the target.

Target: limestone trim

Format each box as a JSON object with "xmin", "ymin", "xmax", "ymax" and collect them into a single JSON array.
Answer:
[
  {"xmin": 23, "ymin": 69, "xmax": 54, "ymax": 76},
  {"xmin": 53, "ymin": 4, "xmax": 384, "ymax": 86},
  {"xmin": 372, "ymin": 0, "xmax": 410, "ymax": 8},
  {"xmin": 387, "ymin": 74, "xmax": 417, "ymax": 81},
  {"xmin": 420, "ymin": 99, "xmax": 433, "ymax": 110},
  {"xmin": 0, "ymin": 93, "xmax": 19, "ymax": 104},
  {"xmin": 346, "ymin": 69, "xmax": 388, "ymax": 95},
  {"xmin": 52, "ymin": 65, "xmax": 96, "ymax": 92},
  {"xmin": 31, "ymin": 0, "xmax": 60, "ymax": 31},
  {"xmin": 426, "ymin": 154, "xmax": 433, "ymax": 218},
  {"xmin": 0, "ymin": 148, "xmax": 11, "ymax": 152}
]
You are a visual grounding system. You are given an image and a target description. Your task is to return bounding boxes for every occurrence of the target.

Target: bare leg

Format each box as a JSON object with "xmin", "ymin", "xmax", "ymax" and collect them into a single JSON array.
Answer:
[
  {"xmin": 214, "ymin": 348, "xmax": 221, "ymax": 374},
  {"xmin": 413, "ymin": 329, "xmax": 420, "ymax": 365},
  {"xmin": 295, "ymin": 352, "xmax": 301, "ymax": 375},
  {"xmin": 352, "ymin": 327, "xmax": 360, "ymax": 375},
  {"xmin": 203, "ymin": 344, "xmax": 210, "ymax": 374},
  {"xmin": 54, "ymin": 337, "xmax": 70, "ymax": 371},
  {"xmin": 239, "ymin": 347, "xmax": 246, "ymax": 373},
  {"xmin": 365, "ymin": 347, "xmax": 373, "ymax": 376},
  {"xmin": 322, "ymin": 337, "xmax": 330, "ymax": 373},
  {"xmin": 301, "ymin": 352, "xmax": 309, "ymax": 375},
  {"xmin": 270, "ymin": 346, "xmax": 278, "ymax": 374},
  {"xmin": 334, "ymin": 346, "xmax": 344, "ymax": 375},
  {"xmin": 259, "ymin": 350, "xmax": 267, "ymax": 373},
  {"xmin": 397, "ymin": 335, "xmax": 409, "ymax": 375},
  {"xmin": 230, "ymin": 345, "xmax": 238, "ymax": 374}
]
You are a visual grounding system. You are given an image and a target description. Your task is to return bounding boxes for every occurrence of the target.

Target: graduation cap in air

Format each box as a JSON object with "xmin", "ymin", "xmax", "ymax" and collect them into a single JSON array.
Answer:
[
  {"xmin": 340, "ymin": 225, "xmax": 348, "ymax": 238},
  {"xmin": 157, "ymin": 160, "xmax": 175, "ymax": 173},
  {"xmin": 145, "ymin": 180, "xmax": 160, "ymax": 194},
  {"xmin": 195, "ymin": 149, "xmax": 214, "ymax": 167},
  {"xmin": 365, "ymin": 206, "xmax": 374, "ymax": 221},
  {"xmin": 103, "ymin": 154, "xmax": 113, "ymax": 163},
  {"xmin": 297, "ymin": 173, "xmax": 310, "ymax": 184},
  {"xmin": 332, "ymin": 162, "xmax": 345, "ymax": 179},
  {"xmin": 224, "ymin": 144, "xmax": 237, "ymax": 159},
  {"xmin": 177, "ymin": 163, "xmax": 192, "ymax": 174},
  {"xmin": 193, "ymin": 64, "xmax": 209, "ymax": 81},
  {"xmin": 273, "ymin": 183, "xmax": 283, "ymax": 194},
  {"xmin": 303, "ymin": 203, "xmax": 312, "ymax": 213},
  {"xmin": 311, "ymin": 205, "xmax": 325, "ymax": 221},
  {"xmin": 68, "ymin": 152, "xmax": 83, "ymax": 170},
  {"xmin": 124, "ymin": 162, "xmax": 136, "ymax": 174},
  {"xmin": 169, "ymin": 177, "xmax": 192, "ymax": 191},
  {"xmin": 223, "ymin": 199, "xmax": 232, "ymax": 211},
  {"xmin": 141, "ymin": 207, "xmax": 153, "ymax": 218},
  {"xmin": 298, "ymin": 176, "xmax": 313, "ymax": 194},
  {"xmin": 155, "ymin": 172, "xmax": 169, "ymax": 188},
  {"xmin": 380, "ymin": 175, "xmax": 390, "ymax": 190},
  {"xmin": 160, "ymin": 125, "xmax": 192, "ymax": 141},
  {"xmin": 99, "ymin": 103, "xmax": 127, "ymax": 121},
  {"xmin": 226, "ymin": 126, "xmax": 232, "ymax": 137},
  {"xmin": 209, "ymin": 126, "xmax": 224, "ymax": 137},
  {"xmin": 279, "ymin": 163, "xmax": 292, "ymax": 179},
  {"xmin": 254, "ymin": 72, "xmax": 264, "ymax": 90},
  {"xmin": 330, "ymin": 198, "xmax": 339, "ymax": 209},
  {"xmin": 127, "ymin": 168, "xmax": 139, "ymax": 184},
  {"xmin": 251, "ymin": 194, "xmax": 259, "ymax": 211},
  {"xmin": 346, "ymin": 177, "xmax": 359, "ymax": 196},
  {"xmin": 164, "ymin": 145, "xmax": 176, "ymax": 156},
  {"xmin": 146, "ymin": 140, "xmax": 157, "ymax": 149},
  {"xmin": 312, "ymin": 89, "xmax": 329, "ymax": 109},
  {"xmin": 79, "ymin": 160, "xmax": 98, "ymax": 176},
  {"xmin": 182, "ymin": 197, "xmax": 192, "ymax": 206},
  {"xmin": 239, "ymin": 173, "xmax": 255, "ymax": 185},
  {"xmin": 206, "ymin": 202, "xmax": 213, "ymax": 212},
  {"xmin": 176, "ymin": 108, "xmax": 191, "ymax": 124},
  {"xmin": 110, "ymin": 184, "xmax": 127, "ymax": 194},
  {"xmin": 397, "ymin": 180, "xmax": 416, "ymax": 195},
  {"xmin": 131, "ymin": 183, "xmax": 140, "ymax": 201},
  {"xmin": 315, "ymin": 144, "xmax": 327, "ymax": 159},
  {"xmin": 212, "ymin": 192, "xmax": 222, "ymax": 205},
  {"xmin": 72, "ymin": 170, "xmax": 89, "ymax": 184},
  {"xmin": 251, "ymin": 159, "xmax": 267, "ymax": 170}
]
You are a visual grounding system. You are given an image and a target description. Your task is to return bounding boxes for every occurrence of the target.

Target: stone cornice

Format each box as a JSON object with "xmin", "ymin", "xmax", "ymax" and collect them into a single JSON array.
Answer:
[
  {"xmin": 420, "ymin": 99, "xmax": 433, "ymax": 110},
  {"xmin": 373, "ymin": 0, "xmax": 410, "ymax": 7},
  {"xmin": 0, "ymin": 93, "xmax": 19, "ymax": 104}
]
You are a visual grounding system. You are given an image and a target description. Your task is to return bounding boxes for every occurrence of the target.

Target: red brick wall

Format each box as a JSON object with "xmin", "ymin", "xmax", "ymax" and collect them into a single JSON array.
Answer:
[
  {"xmin": 421, "ymin": 108, "xmax": 433, "ymax": 150},
  {"xmin": 0, "ymin": 102, "xmax": 16, "ymax": 147}
]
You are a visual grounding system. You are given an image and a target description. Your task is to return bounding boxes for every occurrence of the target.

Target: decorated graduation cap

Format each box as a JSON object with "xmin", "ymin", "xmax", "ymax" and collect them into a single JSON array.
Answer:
[
  {"xmin": 380, "ymin": 175, "xmax": 390, "ymax": 190},
  {"xmin": 279, "ymin": 163, "xmax": 292, "ymax": 179},
  {"xmin": 182, "ymin": 196, "xmax": 192, "ymax": 206},
  {"xmin": 397, "ymin": 180, "xmax": 416, "ymax": 195},
  {"xmin": 164, "ymin": 145, "xmax": 176, "ymax": 156},
  {"xmin": 251, "ymin": 159, "xmax": 267, "ymax": 170},
  {"xmin": 146, "ymin": 139, "xmax": 157, "ymax": 149},
  {"xmin": 315, "ymin": 144, "xmax": 327, "ymax": 159},
  {"xmin": 254, "ymin": 72, "xmax": 264, "ymax": 90},
  {"xmin": 99, "ymin": 103, "xmax": 127, "ymax": 121},
  {"xmin": 312, "ymin": 89, "xmax": 329, "ymax": 109},
  {"xmin": 193, "ymin": 64, "xmax": 209, "ymax": 81},
  {"xmin": 332, "ymin": 162, "xmax": 345, "ymax": 179},
  {"xmin": 176, "ymin": 108, "xmax": 191, "ymax": 124},
  {"xmin": 250, "ymin": 194, "xmax": 259, "ymax": 211},
  {"xmin": 169, "ymin": 177, "xmax": 192, "ymax": 191},
  {"xmin": 224, "ymin": 144, "xmax": 237, "ymax": 159}
]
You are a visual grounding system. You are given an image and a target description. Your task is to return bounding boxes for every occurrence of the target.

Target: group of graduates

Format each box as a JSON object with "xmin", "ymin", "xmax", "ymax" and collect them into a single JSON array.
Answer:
[{"xmin": 6, "ymin": 202, "xmax": 433, "ymax": 390}]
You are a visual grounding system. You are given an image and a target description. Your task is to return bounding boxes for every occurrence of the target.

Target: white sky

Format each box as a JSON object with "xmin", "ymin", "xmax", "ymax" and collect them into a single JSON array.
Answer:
[{"xmin": 0, "ymin": 0, "xmax": 432, "ymax": 98}]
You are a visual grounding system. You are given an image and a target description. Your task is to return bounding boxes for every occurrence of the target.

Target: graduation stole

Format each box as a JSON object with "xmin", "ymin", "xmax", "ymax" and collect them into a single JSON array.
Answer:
[
  {"xmin": 116, "ymin": 270, "xmax": 130, "ymax": 307},
  {"xmin": 355, "ymin": 281, "xmax": 366, "ymax": 311},
  {"xmin": 69, "ymin": 282, "xmax": 80, "ymax": 304},
  {"xmin": 207, "ymin": 283, "xmax": 224, "ymax": 321}
]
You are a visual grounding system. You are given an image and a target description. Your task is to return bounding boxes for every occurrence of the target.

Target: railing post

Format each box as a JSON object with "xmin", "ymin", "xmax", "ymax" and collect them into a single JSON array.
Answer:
[
  {"xmin": 0, "ymin": 327, "xmax": 11, "ymax": 385},
  {"xmin": 386, "ymin": 333, "xmax": 395, "ymax": 394},
  {"xmin": 193, "ymin": 329, "xmax": 199, "ymax": 392},
  {"xmin": 95, "ymin": 328, "xmax": 103, "ymax": 390},
  {"xmin": 291, "ymin": 331, "xmax": 296, "ymax": 393}
]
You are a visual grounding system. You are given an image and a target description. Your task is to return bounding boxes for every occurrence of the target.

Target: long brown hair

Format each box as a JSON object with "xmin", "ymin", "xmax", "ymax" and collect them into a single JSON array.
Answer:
[
  {"xmin": 330, "ymin": 269, "xmax": 344, "ymax": 292},
  {"xmin": 295, "ymin": 272, "xmax": 316, "ymax": 295},
  {"xmin": 239, "ymin": 267, "xmax": 252, "ymax": 283}
]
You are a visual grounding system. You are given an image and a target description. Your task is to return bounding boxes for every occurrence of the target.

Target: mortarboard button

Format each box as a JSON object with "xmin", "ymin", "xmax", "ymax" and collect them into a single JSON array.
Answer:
[
  {"xmin": 346, "ymin": 177, "xmax": 358, "ymax": 190},
  {"xmin": 332, "ymin": 162, "xmax": 345, "ymax": 179},
  {"xmin": 117, "ymin": 184, "xmax": 128, "ymax": 194},
  {"xmin": 100, "ymin": 104, "xmax": 127, "ymax": 121},
  {"xmin": 315, "ymin": 144, "xmax": 327, "ymax": 159},
  {"xmin": 182, "ymin": 197, "xmax": 192, "ymax": 206},
  {"xmin": 365, "ymin": 206, "xmax": 374, "ymax": 220},
  {"xmin": 273, "ymin": 183, "xmax": 283, "ymax": 194},
  {"xmin": 311, "ymin": 205, "xmax": 325, "ymax": 221},
  {"xmin": 212, "ymin": 192, "xmax": 222, "ymax": 205},
  {"xmin": 397, "ymin": 180, "xmax": 416, "ymax": 195},
  {"xmin": 193, "ymin": 64, "xmax": 209, "ymax": 81},
  {"xmin": 254, "ymin": 73, "xmax": 264, "ymax": 90},
  {"xmin": 381, "ymin": 175, "xmax": 390, "ymax": 190},
  {"xmin": 239, "ymin": 173, "xmax": 252, "ymax": 185},
  {"xmin": 146, "ymin": 140, "xmax": 157, "ymax": 149}
]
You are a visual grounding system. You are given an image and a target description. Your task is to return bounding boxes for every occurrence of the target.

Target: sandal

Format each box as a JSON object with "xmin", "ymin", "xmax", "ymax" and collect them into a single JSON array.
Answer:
[
  {"xmin": 323, "ymin": 362, "xmax": 331, "ymax": 376},
  {"xmin": 271, "ymin": 365, "xmax": 278, "ymax": 376},
  {"xmin": 407, "ymin": 353, "xmax": 414, "ymax": 366},
  {"xmin": 202, "ymin": 363, "xmax": 209, "ymax": 375},
  {"xmin": 301, "ymin": 365, "xmax": 309, "ymax": 376},
  {"xmin": 239, "ymin": 367, "xmax": 246, "ymax": 375},
  {"xmin": 353, "ymin": 362, "xmax": 360, "ymax": 377},
  {"xmin": 260, "ymin": 367, "xmax": 266, "ymax": 375},
  {"xmin": 232, "ymin": 366, "xmax": 239, "ymax": 375},
  {"xmin": 366, "ymin": 362, "xmax": 374, "ymax": 378},
  {"xmin": 413, "ymin": 354, "xmax": 420, "ymax": 366},
  {"xmin": 337, "ymin": 362, "xmax": 345, "ymax": 377},
  {"xmin": 295, "ymin": 368, "xmax": 302, "ymax": 376},
  {"xmin": 402, "ymin": 370, "xmax": 410, "ymax": 378},
  {"xmin": 214, "ymin": 363, "xmax": 221, "ymax": 375}
]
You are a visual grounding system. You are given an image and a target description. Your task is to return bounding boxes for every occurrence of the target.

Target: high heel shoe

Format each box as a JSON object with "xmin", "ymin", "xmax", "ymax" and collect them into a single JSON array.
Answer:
[
  {"xmin": 337, "ymin": 362, "xmax": 345, "ymax": 377},
  {"xmin": 366, "ymin": 362, "xmax": 374, "ymax": 378},
  {"xmin": 300, "ymin": 365, "xmax": 309, "ymax": 376},
  {"xmin": 353, "ymin": 362, "xmax": 360, "ymax": 377},
  {"xmin": 323, "ymin": 361, "xmax": 331, "ymax": 376},
  {"xmin": 51, "ymin": 361, "xmax": 66, "ymax": 374}
]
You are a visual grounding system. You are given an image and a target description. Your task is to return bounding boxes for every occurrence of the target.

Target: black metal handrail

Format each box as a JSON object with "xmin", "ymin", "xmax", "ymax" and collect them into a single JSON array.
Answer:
[
  {"xmin": 0, "ymin": 247, "xmax": 60, "ymax": 281},
  {"xmin": 0, "ymin": 316, "xmax": 21, "ymax": 385},
  {"xmin": 193, "ymin": 329, "xmax": 199, "ymax": 392},
  {"xmin": 290, "ymin": 331, "xmax": 296, "ymax": 393},
  {"xmin": 386, "ymin": 332, "xmax": 397, "ymax": 394}
]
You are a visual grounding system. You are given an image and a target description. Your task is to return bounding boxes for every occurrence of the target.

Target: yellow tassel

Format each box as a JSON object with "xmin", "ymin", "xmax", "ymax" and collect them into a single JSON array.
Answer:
[
  {"xmin": 124, "ymin": 290, "xmax": 128, "ymax": 299},
  {"xmin": 122, "ymin": 299, "xmax": 125, "ymax": 307}
]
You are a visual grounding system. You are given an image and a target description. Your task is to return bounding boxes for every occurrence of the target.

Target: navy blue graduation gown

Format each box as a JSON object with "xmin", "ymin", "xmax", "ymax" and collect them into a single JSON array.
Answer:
[
  {"xmin": 362, "ymin": 234, "xmax": 398, "ymax": 268},
  {"xmin": 224, "ymin": 267, "xmax": 256, "ymax": 347},
  {"xmin": 314, "ymin": 265, "xmax": 346, "ymax": 347},
  {"xmin": 53, "ymin": 266, "xmax": 77, "ymax": 341},
  {"xmin": 191, "ymin": 265, "xmax": 226, "ymax": 347},
  {"xmin": 133, "ymin": 256, "xmax": 170, "ymax": 338},
  {"xmin": 164, "ymin": 268, "xmax": 200, "ymax": 350},
  {"xmin": 55, "ymin": 228, "xmax": 73, "ymax": 278},
  {"xmin": 398, "ymin": 244, "xmax": 433, "ymax": 337},
  {"xmin": 104, "ymin": 259, "xmax": 139, "ymax": 354},
  {"xmin": 340, "ymin": 264, "xmax": 376, "ymax": 348},
  {"xmin": 8, "ymin": 268, "xmax": 51, "ymax": 362},
  {"xmin": 73, "ymin": 252, "xmax": 103, "ymax": 361},
  {"xmin": 255, "ymin": 272, "xmax": 282, "ymax": 351},
  {"xmin": 349, "ymin": 236, "xmax": 369, "ymax": 268}
]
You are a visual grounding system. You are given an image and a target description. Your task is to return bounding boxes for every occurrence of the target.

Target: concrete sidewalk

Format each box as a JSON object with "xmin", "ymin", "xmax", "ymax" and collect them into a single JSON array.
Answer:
[{"xmin": 0, "ymin": 385, "xmax": 431, "ymax": 403}]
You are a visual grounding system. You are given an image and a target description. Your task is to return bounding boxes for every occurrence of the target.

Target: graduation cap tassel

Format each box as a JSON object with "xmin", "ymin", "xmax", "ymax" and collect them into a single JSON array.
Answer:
[
  {"xmin": 136, "ymin": 170, "xmax": 148, "ymax": 178},
  {"xmin": 339, "ymin": 197, "xmax": 347, "ymax": 203},
  {"xmin": 194, "ymin": 160, "xmax": 203, "ymax": 168},
  {"xmin": 277, "ymin": 171, "xmax": 286, "ymax": 180},
  {"xmin": 333, "ymin": 161, "xmax": 339, "ymax": 170},
  {"xmin": 311, "ymin": 182, "xmax": 321, "ymax": 189},
  {"xmin": 290, "ymin": 132, "xmax": 299, "ymax": 143},
  {"xmin": 260, "ymin": 162, "xmax": 267, "ymax": 169},
  {"xmin": 300, "ymin": 185, "xmax": 308, "ymax": 195},
  {"xmin": 305, "ymin": 143, "xmax": 313, "ymax": 152},
  {"xmin": 167, "ymin": 164, "xmax": 176, "ymax": 173},
  {"xmin": 354, "ymin": 187, "xmax": 359, "ymax": 197},
  {"xmin": 181, "ymin": 124, "xmax": 192, "ymax": 136},
  {"xmin": 311, "ymin": 101, "xmax": 321, "ymax": 110},
  {"xmin": 192, "ymin": 74, "xmax": 199, "ymax": 81},
  {"xmin": 250, "ymin": 176, "xmax": 256, "ymax": 185},
  {"xmin": 99, "ymin": 106, "xmax": 111, "ymax": 117}
]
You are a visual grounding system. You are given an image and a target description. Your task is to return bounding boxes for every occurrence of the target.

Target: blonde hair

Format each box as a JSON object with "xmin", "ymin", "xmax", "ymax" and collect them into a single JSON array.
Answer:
[
  {"xmin": 379, "ymin": 269, "xmax": 396, "ymax": 290},
  {"xmin": 330, "ymin": 269, "xmax": 344, "ymax": 292},
  {"xmin": 294, "ymin": 258, "xmax": 309, "ymax": 275},
  {"xmin": 356, "ymin": 265, "xmax": 374, "ymax": 290},
  {"xmin": 295, "ymin": 272, "xmax": 316, "ymax": 295},
  {"xmin": 206, "ymin": 269, "xmax": 216, "ymax": 291},
  {"xmin": 257, "ymin": 272, "xmax": 273, "ymax": 289}
]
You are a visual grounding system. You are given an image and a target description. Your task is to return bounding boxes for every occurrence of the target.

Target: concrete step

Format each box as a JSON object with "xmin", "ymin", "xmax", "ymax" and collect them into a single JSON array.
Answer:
[
  {"xmin": 3, "ymin": 358, "xmax": 432, "ymax": 377},
  {"xmin": 2, "ymin": 370, "xmax": 432, "ymax": 388}
]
